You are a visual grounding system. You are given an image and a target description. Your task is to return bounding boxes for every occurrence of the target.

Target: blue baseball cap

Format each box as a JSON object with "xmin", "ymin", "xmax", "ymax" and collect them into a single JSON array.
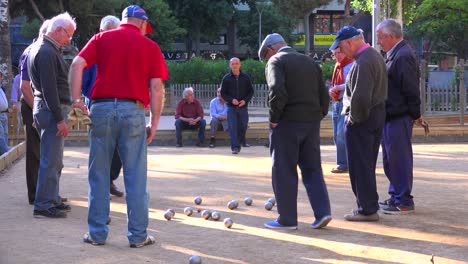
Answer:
[
  {"xmin": 122, "ymin": 5, "xmax": 152, "ymax": 34},
  {"xmin": 329, "ymin": 26, "xmax": 361, "ymax": 50}
]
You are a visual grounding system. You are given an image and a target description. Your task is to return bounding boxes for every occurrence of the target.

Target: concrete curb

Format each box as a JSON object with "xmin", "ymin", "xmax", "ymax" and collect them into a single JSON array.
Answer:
[{"xmin": 0, "ymin": 141, "xmax": 26, "ymax": 172}]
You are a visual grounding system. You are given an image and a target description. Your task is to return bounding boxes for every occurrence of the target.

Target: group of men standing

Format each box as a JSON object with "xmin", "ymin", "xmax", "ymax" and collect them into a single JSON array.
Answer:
[
  {"xmin": 258, "ymin": 18, "xmax": 423, "ymax": 230},
  {"xmin": 17, "ymin": 1, "xmax": 423, "ymax": 247}
]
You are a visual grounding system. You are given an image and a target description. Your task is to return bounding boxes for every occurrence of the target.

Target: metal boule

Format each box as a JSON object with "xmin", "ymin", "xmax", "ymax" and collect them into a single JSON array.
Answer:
[
  {"xmin": 211, "ymin": 211, "xmax": 221, "ymax": 221},
  {"xmin": 267, "ymin": 197, "xmax": 276, "ymax": 206},
  {"xmin": 244, "ymin": 197, "xmax": 253, "ymax": 206},
  {"xmin": 201, "ymin": 210, "xmax": 211, "ymax": 220},
  {"xmin": 184, "ymin": 207, "xmax": 193, "ymax": 216},
  {"xmin": 264, "ymin": 201, "xmax": 273, "ymax": 211},
  {"xmin": 168, "ymin": 209, "xmax": 175, "ymax": 217},
  {"xmin": 224, "ymin": 218, "xmax": 233, "ymax": 228},
  {"xmin": 164, "ymin": 210, "xmax": 172, "ymax": 221},
  {"xmin": 189, "ymin": 255, "xmax": 202, "ymax": 264},
  {"xmin": 194, "ymin": 196, "xmax": 202, "ymax": 205}
]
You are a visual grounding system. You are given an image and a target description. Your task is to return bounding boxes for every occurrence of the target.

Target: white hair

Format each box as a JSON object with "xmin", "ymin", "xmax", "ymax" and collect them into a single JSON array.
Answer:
[
  {"xmin": 38, "ymin": 19, "xmax": 50, "ymax": 37},
  {"xmin": 183, "ymin": 87, "xmax": 194, "ymax": 98},
  {"xmin": 377, "ymin": 19, "xmax": 403, "ymax": 38},
  {"xmin": 350, "ymin": 29, "xmax": 365, "ymax": 41},
  {"xmin": 47, "ymin": 12, "xmax": 76, "ymax": 33},
  {"xmin": 100, "ymin": 15, "xmax": 120, "ymax": 31}
]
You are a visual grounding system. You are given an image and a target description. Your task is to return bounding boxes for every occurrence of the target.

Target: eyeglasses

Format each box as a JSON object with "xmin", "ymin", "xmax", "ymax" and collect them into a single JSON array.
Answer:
[{"xmin": 61, "ymin": 27, "xmax": 72, "ymax": 40}]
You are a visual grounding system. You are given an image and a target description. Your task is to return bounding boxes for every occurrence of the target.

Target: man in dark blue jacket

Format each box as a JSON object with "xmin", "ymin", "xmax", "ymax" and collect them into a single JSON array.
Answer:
[
  {"xmin": 220, "ymin": 58, "xmax": 254, "ymax": 154},
  {"xmin": 377, "ymin": 19, "xmax": 425, "ymax": 214}
]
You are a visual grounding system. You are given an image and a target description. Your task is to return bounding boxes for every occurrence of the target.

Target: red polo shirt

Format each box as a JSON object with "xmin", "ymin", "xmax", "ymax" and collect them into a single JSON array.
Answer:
[{"xmin": 78, "ymin": 24, "xmax": 169, "ymax": 107}]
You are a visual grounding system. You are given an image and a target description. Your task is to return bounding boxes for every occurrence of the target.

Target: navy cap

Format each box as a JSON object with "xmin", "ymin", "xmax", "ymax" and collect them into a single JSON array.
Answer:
[
  {"xmin": 329, "ymin": 26, "xmax": 361, "ymax": 50},
  {"xmin": 122, "ymin": 5, "xmax": 152, "ymax": 34}
]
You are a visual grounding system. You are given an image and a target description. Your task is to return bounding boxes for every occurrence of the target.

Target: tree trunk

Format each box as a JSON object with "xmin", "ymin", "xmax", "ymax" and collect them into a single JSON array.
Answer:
[
  {"xmin": 0, "ymin": 0, "xmax": 13, "ymax": 99},
  {"xmin": 58, "ymin": 0, "xmax": 64, "ymax": 12},
  {"xmin": 304, "ymin": 13, "xmax": 310, "ymax": 55},
  {"xmin": 344, "ymin": 0, "xmax": 351, "ymax": 24},
  {"xmin": 28, "ymin": 0, "xmax": 45, "ymax": 21}
]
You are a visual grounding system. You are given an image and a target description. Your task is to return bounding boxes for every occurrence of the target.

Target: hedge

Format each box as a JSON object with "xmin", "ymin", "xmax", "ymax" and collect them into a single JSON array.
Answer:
[{"xmin": 166, "ymin": 57, "xmax": 334, "ymax": 85}]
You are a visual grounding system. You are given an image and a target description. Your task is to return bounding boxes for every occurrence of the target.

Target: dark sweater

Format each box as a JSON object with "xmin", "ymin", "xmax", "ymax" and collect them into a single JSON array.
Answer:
[
  {"xmin": 266, "ymin": 48, "xmax": 328, "ymax": 123},
  {"xmin": 385, "ymin": 40, "xmax": 421, "ymax": 120},
  {"xmin": 220, "ymin": 71, "xmax": 254, "ymax": 107},
  {"xmin": 28, "ymin": 36, "xmax": 71, "ymax": 122},
  {"xmin": 343, "ymin": 47, "xmax": 388, "ymax": 124}
]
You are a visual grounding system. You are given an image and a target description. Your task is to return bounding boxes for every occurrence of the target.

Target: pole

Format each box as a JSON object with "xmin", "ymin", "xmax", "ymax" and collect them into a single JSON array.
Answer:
[
  {"xmin": 372, "ymin": 0, "xmax": 379, "ymax": 47},
  {"xmin": 258, "ymin": 11, "xmax": 262, "ymax": 48}
]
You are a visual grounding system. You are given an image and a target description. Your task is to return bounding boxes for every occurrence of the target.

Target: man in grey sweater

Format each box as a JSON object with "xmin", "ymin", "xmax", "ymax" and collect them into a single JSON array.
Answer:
[
  {"xmin": 28, "ymin": 12, "xmax": 76, "ymax": 218},
  {"xmin": 259, "ymin": 33, "xmax": 331, "ymax": 230},
  {"xmin": 330, "ymin": 26, "xmax": 388, "ymax": 221}
]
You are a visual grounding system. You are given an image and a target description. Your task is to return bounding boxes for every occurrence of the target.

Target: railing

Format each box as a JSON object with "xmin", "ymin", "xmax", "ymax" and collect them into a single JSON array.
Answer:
[{"xmin": 169, "ymin": 83, "xmax": 269, "ymax": 109}]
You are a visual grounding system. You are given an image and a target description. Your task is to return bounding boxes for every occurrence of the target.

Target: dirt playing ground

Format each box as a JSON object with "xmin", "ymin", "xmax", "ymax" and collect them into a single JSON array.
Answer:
[{"xmin": 0, "ymin": 144, "xmax": 467, "ymax": 264}]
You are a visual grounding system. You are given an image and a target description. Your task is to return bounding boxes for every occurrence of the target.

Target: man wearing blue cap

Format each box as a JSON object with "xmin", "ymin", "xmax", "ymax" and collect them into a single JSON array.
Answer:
[
  {"xmin": 258, "ymin": 33, "xmax": 332, "ymax": 230},
  {"xmin": 329, "ymin": 26, "xmax": 387, "ymax": 221},
  {"xmin": 70, "ymin": 5, "xmax": 168, "ymax": 247}
]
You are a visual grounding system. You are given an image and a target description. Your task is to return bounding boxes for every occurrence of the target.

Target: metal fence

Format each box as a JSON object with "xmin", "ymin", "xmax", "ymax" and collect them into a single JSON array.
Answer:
[
  {"xmin": 425, "ymin": 70, "xmax": 468, "ymax": 112},
  {"xmin": 169, "ymin": 83, "xmax": 269, "ymax": 109}
]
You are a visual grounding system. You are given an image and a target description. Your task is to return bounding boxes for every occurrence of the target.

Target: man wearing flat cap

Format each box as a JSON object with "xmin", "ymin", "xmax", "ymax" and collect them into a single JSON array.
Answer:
[
  {"xmin": 329, "ymin": 26, "xmax": 387, "ymax": 222},
  {"xmin": 70, "ymin": 5, "xmax": 168, "ymax": 248},
  {"xmin": 259, "ymin": 33, "xmax": 332, "ymax": 230}
]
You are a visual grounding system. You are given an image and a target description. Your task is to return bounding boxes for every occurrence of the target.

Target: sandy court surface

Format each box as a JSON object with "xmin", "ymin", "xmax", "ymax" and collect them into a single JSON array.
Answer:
[{"xmin": 0, "ymin": 144, "xmax": 467, "ymax": 264}]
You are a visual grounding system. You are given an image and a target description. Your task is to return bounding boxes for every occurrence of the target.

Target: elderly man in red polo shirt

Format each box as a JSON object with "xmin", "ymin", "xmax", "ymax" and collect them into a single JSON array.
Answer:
[
  {"xmin": 174, "ymin": 87, "xmax": 206, "ymax": 147},
  {"xmin": 69, "ymin": 5, "xmax": 168, "ymax": 248}
]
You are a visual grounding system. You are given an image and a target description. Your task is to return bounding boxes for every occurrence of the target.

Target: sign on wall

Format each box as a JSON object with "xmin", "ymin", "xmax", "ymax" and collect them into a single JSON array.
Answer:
[{"xmin": 314, "ymin": 35, "xmax": 336, "ymax": 46}]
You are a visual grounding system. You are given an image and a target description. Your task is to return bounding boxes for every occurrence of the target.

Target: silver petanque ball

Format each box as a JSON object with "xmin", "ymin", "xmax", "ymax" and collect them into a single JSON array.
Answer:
[
  {"xmin": 189, "ymin": 255, "xmax": 202, "ymax": 264},
  {"xmin": 168, "ymin": 209, "xmax": 175, "ymax": 217},
  {"xmin": 194, "ymin": 196, "xmax": 202, "ymax": 205},
  {"xmin": 267, "ymin": 197, "xmax": 276, "ymax": 206},
  {"xmin": 164, "ymin": 210, "xmax": 172, "ymax": 221},
  {"xmin": 264, "ymin": 201, "xmax": 273, "ymax": 211},
  {"xmin": 184, "ymin": 207, "xmax": 193, "ymax": 216},
  {"xmin": 244, "ymin": 197, "xmax": 253, "ymax": 206},
  {"xmin": 211, "ymin": 211, "xmax": 221, "ymax": 221},
  {"xmin": 201, "ymin": 210, "xmax": 211, "ymax": 220},
  {"xmin": 224, "ymin": 218, "xmax": 234, "ymax": 228},
  {"xmin": 227, "ymin": 201, "xmax": 235, "ymax": 210}
]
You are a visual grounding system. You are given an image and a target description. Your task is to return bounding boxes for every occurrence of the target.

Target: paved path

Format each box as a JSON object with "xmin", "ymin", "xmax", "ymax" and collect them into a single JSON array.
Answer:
[{"xmin": 1, "ymin": 144, "xmax": 467, "ymax": 263}]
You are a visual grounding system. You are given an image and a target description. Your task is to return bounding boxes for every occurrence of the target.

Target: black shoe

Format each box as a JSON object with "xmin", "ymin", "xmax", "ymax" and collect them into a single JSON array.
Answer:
[
  {"xmin": 379, "ymin": 198, "xmax": 395, "ymax": 208},
  {"xmin": 196, "ymin": 142, "xmax": 204, "ymax": 147},
  {"xmin": 55, "ymin": 203, "xmax": 71, "ymax": 212},
  {"xmin": 34, "ymin": 207, "xmax": 67, "ymax": 218},
  {"xmin": 232, "ymin": 149, "xmax": 239, "ymax": 154},
  {"xmin": 209, "ymin": 138, "xmax": 215, "ymax": 148},
  {"xmin": 110, "ymin": 183, "xmax": 124, "ymax": 197},
  {"xmin": 106, "ymin": 217, "xmax": 111, "ymax": 225}
]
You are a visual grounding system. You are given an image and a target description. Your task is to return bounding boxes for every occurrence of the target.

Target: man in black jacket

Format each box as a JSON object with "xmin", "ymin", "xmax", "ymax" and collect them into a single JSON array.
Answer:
[
  {"xmin": 220, "ymin": 58, "xmax": 254, "ymax": 154},
  {"xmin": 259, "ymin": 33, "xmax": 331, "ymax": 230},
  {"xmin": 376, "ymin": 19, "xmax": 425, "ymax": 215}
]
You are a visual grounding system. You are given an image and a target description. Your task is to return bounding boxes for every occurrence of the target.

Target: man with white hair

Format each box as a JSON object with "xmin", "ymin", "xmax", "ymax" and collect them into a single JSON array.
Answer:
[
  {"xmin": 28, "ymin": 12, "xmax": 76, "ymax": 218},
  {"xmin": 19, "ymin": 19, "xmax": 50, "ymax": 205},
  {"xmin": 329, "ymin": 26, "xmax": 387, "ymax": 222},
  {"xmin": 376, "ymin": 19, "xmax": 425, "ymax": 215},
  {"xmin": 174, "ymin": 87, "xmax": 206, "ymax": 147},
  {"xmin": 81, "ymin": 15, "xmax": 124, "ymax": 198}
]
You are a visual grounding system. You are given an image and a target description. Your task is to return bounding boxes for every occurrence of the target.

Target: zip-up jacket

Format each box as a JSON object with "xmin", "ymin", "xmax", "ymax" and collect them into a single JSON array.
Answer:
[{"xmin": 220, "ymin": 71, "xmax": 254, "ymax": 107}]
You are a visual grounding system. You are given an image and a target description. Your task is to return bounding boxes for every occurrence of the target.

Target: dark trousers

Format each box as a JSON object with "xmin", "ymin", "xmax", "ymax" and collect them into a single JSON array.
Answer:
[
  {"xmin": 381, "ymin": 115, "xmax": 414, "ymax": 206},
  {"xmin": 345, "ymin": 103, "xmax": 385, "ymax": 215},
  {"xmin": 227, "ymin": 106, "xmax": 248, "ymax": 151},
  {"xmin": 110, "ymin": 148, "xmax": 122, "ymax": 183},
  {"xmin": 20, "ymin": 99, "xmax": 40, "ymax": 204},
  {"xmin": 270, "ymin": 120, "xmax": 331, "ymax": 226},
  {"xmin": 175, "ymin": 119, "xmax": 206, "ymax": 145}
]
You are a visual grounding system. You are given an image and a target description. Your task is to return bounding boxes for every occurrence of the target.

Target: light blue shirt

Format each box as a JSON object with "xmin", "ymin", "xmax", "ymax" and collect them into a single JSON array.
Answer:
[{"xmin": 210, "ymin": 97, "xmax": 227, "ymax": 119}]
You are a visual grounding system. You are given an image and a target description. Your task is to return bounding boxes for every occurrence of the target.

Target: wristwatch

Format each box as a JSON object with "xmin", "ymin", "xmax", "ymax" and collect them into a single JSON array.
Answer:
[{"xmin": 72, "ymin": 98, "xmax": 81, "ymax": 104}]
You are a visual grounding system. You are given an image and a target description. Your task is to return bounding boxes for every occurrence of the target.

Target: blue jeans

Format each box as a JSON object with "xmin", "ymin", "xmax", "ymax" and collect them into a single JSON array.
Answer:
[
  {"xmin": 269, "ymin": 120, "xmax": 331, "ymax": 226},
  {"xmin": 0, "ymin": 112, "xmax": 8, "ymax": 155},
  {"xmin": 227, "ymin": 106, "xmax": 248, "ymax": 151},
  {"xmin": 175, "ymin": 119, "xmax": 206, "ymax": 145},
  {"xmin": 32, "ymin": 99, "xmax": 67, "ymax": 210},
  {"xmin": 332, "ymin": 101, "xmax": 347, "ymax": 169},
  {"xmin": 87, "ymin": 101, "xmax": 148, "ymax": 245}
]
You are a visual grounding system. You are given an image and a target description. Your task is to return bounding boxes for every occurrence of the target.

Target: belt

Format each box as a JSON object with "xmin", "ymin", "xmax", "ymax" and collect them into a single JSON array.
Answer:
[
  {"xmin": 91, "ymin": 98, "xmax": 144, "ymax": 108},
  {"xmin": 0, "ymin": 110, "xmax": 7, "ymax": 113}
]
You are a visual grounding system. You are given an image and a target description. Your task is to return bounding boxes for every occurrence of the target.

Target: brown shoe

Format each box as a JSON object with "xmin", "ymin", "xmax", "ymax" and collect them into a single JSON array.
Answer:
[
  {"xmin": 61, "ymin": 197, "xmax": 68, "ymax": 203},
  {"xmin": 110, "ymin": 183, "xmax": 124, "ymax": 197},
  {"xmin": 344, "ymin": 209, "xmax": 379, "ymax": 222},
  {"xmin": 331, "ymin": 167, "xmax": 348, "ymax": 173}
]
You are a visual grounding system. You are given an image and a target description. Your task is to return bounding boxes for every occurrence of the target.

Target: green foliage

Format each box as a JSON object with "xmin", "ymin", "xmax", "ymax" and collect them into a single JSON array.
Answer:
[
  {"xmin": 235, "ymin": 4, "xmax": 300, "ymax": 53},
  {"xmin": 20, "ymin": 18, "xmax": 41, "ymax": 39},
  {"xmin": 166, "ymin": 58, "xmax": 266, "ymax": 85},
  {"xmin": 350, "ymin": 0, "xmax": 372, "ymax": 13},
  {"xmin": 407, "ymin": 0, "xmax": 468, "ymax": 59},
  {"xmin": 320, "ymin": 60, "xmax": 335, "ymax": 82}
]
